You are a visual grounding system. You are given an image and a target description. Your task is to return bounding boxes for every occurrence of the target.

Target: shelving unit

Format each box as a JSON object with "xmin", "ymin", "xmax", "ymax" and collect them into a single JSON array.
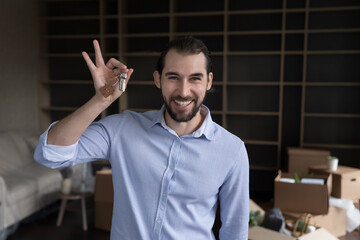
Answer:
[{"xmin": 39, "ymin": 0, "xmax": 360, "ymax": 200}]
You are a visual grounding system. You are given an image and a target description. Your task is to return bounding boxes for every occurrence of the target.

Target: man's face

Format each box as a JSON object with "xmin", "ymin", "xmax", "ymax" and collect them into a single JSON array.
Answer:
[{"xmin": 154, "ymin": 49, "xmax": 213, "ymax": 122}]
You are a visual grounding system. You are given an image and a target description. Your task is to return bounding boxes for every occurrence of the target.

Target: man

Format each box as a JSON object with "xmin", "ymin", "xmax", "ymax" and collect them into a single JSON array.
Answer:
[{"xmin": 34, "ymin": 36, "xmax": 249, "ymax": 239}]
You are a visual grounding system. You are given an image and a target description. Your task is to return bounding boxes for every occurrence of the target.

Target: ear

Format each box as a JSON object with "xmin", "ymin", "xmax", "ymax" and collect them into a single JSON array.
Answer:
[
  {"xmin": 206, "ymin": 72, "xmax": 213, "ymax": 91},
  {"xmin": 153, "ymin": 71, "xmax": 161, "ymax": 89}
]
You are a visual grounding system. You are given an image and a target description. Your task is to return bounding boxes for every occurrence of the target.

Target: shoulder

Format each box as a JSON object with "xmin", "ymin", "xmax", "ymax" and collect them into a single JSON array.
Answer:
[
  {"xmin": 212, "ymin": 121, "xmax": 244, "ymax": 147},
  {"xmin": 98, "ymin": 109, "xmax": 160, "ymax": 128},
  {"xmin": 210, "ymin": 121, "xmax": 248, "ymax": 164}
]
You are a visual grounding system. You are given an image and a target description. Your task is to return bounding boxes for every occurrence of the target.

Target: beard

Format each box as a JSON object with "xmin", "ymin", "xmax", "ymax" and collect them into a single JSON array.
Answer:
[{"xmin": 163, "ymin": 95, "xmax": 206, "ymax": 122}]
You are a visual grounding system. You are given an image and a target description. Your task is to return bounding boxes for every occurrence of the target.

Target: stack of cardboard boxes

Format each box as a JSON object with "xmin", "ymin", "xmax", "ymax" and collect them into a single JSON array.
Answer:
[
  {"xmin": 274, "ymin": 148, "xmax": 332, "ymax": 217},
  {"xmin": 250, "ymin": 147, "xmax": 360, "ymax": 239}
]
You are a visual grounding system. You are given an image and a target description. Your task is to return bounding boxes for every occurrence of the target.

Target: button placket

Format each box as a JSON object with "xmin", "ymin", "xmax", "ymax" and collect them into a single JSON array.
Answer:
[{"xmin": 153, "ymin": 138, "xmax": 182, "ymax": 239}]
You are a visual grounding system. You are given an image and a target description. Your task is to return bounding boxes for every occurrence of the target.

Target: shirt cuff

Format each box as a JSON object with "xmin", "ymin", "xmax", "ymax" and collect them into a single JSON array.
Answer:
[{"xmin": 41, "ymin": 122, "xmax": 78, "ymax": 162}]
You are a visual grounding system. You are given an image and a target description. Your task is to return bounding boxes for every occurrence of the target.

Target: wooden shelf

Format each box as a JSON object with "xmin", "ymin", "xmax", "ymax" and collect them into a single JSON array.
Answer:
[
  {"xmin": 39, "ymin": 0, "xmax": 360, "ymax": 199},
  {"xmin": 41, "ymin": 16, "xmax": 100, "ymax": 21},
  {"xmin": 120, "ymin": 52, "xmax": 161, "ymax": 57},
  {"xmin": 128, "ymin": 81, "xmax": 155, "ymax": 85},
  {"xmin": 122, "ymin": 33, "xmax": 170, "ymax": 38},
  {"xmin": 122, "ymin": 13, "xmax": 170, "ymax": 18},
  {"xmin": 250, "ymin": 165, "xmax": 278, "ymax": 171},
  {"xmin": 42, "ymin": 53, "xmax": 86, "ymax": 57},
  {"xmin": 244, "ymin": 140, "xmax": 279, "ymax": 146},
  {"xmin": 305, "ymin": 82, "xmax": 360, "ymax": 86},
  {"xmin": 42, "ymin": 34, "xmax": 101, "ymax": 39},
  {"xmin": 173, "ymin": 32, "xmax": 225, "ymax": 37},
  {"xmin": 227, "ymin": 82, "xmax": 281, "ymax": 86},
  {"xmin": 307, "ymin": 50, "xmax": 360, "ymax": 55},
  {"xmin": 42, "ymin": 106, "xmax": 77, "ymax": 112},
  {"xmin": 305, "ymin": 113, "xmax": 360, "ymax": 118},
  {"xmin": 303, "ymin": 143, "xmax": 360, "ymax": 150},
  {"xmin": 308, "ymin": 6, "xmax": 360, "ymax": 12},
  {"xmin": 42, "ymin": 80, "xmax": 93, "ymax": 85},
  {"xmin": 227, "ymin": 111, "xmax": 279, "ymax": 116}
]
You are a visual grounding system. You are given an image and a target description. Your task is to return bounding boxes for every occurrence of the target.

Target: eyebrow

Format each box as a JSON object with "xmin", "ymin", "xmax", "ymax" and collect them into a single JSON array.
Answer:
[
  {"xmin": 165, "ymin": 72, "xmax": 204, "ymax": 77},
  {"xmin": 165, "ymin": 72, "xmax": 179, "ymax": 76}
]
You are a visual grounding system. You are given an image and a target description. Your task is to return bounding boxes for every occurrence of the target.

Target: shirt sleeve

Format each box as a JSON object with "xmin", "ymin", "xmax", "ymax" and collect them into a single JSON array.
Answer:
[
  {"xmin": 34, "ymin": 121, "xmax": 111, "ymax": 169},
  {"xmin": 218, "ymin": 141, "xmax": 250, "ymax": 240}
]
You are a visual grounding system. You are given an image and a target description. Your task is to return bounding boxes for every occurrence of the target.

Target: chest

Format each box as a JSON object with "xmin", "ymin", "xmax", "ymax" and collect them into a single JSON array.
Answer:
[{"xmin": 111, "ymin": 129, "xmax": 232, "ymax": 200}]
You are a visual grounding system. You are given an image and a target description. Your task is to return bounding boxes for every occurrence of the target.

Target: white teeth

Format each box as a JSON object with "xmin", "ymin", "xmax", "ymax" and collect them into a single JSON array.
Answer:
[{"xmin": 175, "ymin": 100, "xmax": 191, "ymax": 106}]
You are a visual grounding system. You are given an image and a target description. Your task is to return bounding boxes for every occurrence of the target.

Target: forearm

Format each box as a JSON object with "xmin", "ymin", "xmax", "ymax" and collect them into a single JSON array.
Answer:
[{"xmin": 47, "ymin": 96, "xmax": 110, "ymax": 146}]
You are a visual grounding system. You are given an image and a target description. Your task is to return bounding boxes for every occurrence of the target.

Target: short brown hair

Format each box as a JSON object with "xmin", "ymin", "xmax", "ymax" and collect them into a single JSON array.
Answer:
[{"xmin": 156, "ymin": 36, "xmax": 212, "ymax": 75}]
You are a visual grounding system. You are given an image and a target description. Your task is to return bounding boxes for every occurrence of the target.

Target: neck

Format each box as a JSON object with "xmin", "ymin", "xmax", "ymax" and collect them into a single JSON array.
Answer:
[{"xmin": 164, "ymin": 108, "xmax": 205, "ymax": 137}]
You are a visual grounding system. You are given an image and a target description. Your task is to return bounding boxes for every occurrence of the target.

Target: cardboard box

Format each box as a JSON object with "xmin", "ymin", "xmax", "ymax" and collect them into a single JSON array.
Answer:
[
  {"xmin": 287, "ymin": 148, "xmax": 330, "ymax": 175},
  {"xmin": 274, "ymin": 171, "xmax": 331, "ymax": 214},
  {"xmin": 308, "ymin": 164, "xmax": 330, "ymax": 175},
  {"xmin": 248, "ymin": 226, "xmax": 339, "ymax": 240},
  {"xmin": 282, "ymin": 206, "xmax": 347, "ymax": 237},
  {"xmin": 309, "ymin": 165, "xmax": 360, "ymax": 201},
  {"xmin": 249, "ymin": 199, "xmax": 266, "ymax": 225},
  {"xmin": 94, "ymin": 169, "xmax": 114, "ymax": 231},
  {"xmin": 249, "ymin": 226, "xmax": 293, "ymax": 240}
]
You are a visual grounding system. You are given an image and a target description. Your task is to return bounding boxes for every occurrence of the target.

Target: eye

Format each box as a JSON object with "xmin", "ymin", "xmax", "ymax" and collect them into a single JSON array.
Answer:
[
  {"xmin": 190, "ymin": 77, "xmax": 201, "ymax": 81},
  {"xmin": 168, "ymin": 76, "xmax": 178, "ymax": 80}
]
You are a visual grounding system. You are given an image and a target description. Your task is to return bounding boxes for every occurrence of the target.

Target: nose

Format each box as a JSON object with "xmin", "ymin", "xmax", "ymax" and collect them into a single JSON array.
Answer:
[{"xmin": 179, "ymin": 79, "xmax": 190, "ymax": 98}]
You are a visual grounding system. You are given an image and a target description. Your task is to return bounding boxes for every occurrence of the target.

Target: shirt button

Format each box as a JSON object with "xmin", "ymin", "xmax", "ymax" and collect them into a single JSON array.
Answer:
[
  {"xmin": 163, "ymin": 193, "xmax": 167, "ymax": 197},
  {"xmin": 157, "ymin": 219, "xmax": 161, "ymax": 224},
  {"xmin": 170, "ymin": 165, "xmax": 175, "ymax": 170}
]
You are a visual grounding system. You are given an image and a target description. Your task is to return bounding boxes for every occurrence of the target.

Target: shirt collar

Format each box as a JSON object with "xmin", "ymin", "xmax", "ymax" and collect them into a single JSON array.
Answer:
[{"xmin": 150, "ymin": 104, "xmax": 215, "ymax": 140}]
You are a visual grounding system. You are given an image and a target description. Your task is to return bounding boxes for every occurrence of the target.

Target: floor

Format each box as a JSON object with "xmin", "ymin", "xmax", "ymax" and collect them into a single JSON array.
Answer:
[
  {"xmin": 6, "ymin": 199, "xmax": 110, "ymax": 240},
  {"xmin": 5, "ymin": 199, "xmax": 360, "ymax": 240}
]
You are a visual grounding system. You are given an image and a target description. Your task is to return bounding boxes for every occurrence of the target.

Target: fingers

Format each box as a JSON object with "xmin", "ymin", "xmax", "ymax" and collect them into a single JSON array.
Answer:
[
  {"xmin": 82, "ymin": 39, "xmax": 106, "ymax": 70},
  {"xmin": 82, "ymin": 51, "xmax": 96, "ymax": 72},
  {"xmin": 106, "ymin": 58, "xmax": 127, "ymax": 71},
  {"xmin": 126, "ymin": 68, "xmax": 134, "ymax": 82},
  {"xmin": 93, "ymin": 40, "xmax": 105, "ymax": 67},
  {"xmin": 83, "ymin": 41, "xmax": 126, "ymax": 72},
  {"xmin": 83, "ymin": 40, "xmax": 133, "ymax": 89}
]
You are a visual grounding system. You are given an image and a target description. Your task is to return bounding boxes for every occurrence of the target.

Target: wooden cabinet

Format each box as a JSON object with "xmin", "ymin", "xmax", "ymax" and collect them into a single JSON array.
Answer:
[{"xmin": 39, "ymin": 0, "xmax": 360, "ymax": 200}]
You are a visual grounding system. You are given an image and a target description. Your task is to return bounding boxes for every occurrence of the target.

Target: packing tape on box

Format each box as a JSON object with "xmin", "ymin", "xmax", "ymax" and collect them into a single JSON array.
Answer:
[
  {"xmin": 279, "ymin": 178, "xmax": 295, "ymax": 183},
  {"xmin": 300, "ymin": 178, "xmax": 325, "ymax": 185}
]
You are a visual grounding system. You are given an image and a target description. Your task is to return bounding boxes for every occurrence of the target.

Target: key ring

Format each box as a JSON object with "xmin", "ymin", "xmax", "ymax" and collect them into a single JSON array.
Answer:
[{"xmin": 99, "ymin": 72, "xmax": 127, "ymax": 98}]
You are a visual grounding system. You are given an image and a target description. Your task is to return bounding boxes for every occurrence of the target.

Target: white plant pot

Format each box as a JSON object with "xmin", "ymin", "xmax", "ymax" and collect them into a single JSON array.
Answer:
[{"xmin": 328, "ymin": 158, "xmax": 339, "ymax": 171}]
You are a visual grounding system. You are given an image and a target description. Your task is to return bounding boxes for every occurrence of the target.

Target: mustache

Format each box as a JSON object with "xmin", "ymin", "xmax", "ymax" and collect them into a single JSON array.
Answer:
[{"xmin": 171, "ymin": 96, "xmax": 194, "ymax": 102}]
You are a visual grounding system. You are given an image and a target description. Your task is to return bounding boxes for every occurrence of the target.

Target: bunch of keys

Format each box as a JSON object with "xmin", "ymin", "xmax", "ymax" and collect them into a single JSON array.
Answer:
[{"xmin": 100, "ymin": 72, "xmax": 127, "ymax": 98}]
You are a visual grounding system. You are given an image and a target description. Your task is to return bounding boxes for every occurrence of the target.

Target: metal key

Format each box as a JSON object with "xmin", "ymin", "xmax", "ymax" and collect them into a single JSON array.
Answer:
[{"xmin": 119, "ymin": 72, "xmax": 127, "ymax": 92}]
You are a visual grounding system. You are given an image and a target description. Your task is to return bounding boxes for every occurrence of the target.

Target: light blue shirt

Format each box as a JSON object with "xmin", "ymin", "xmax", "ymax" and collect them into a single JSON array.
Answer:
[{"xmin": 34, "ymin": 105, "xmax": 249, "ymax": 240}]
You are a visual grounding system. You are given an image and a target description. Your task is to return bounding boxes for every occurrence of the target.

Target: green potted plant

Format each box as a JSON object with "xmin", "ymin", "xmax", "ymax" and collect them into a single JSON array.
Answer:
[{"xmin": 249, "ymin": 210, "xmax": 261, "ymax": 227}]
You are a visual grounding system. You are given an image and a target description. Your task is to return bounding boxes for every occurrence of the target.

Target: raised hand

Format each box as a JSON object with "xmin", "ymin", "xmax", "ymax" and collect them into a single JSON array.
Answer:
[{"xmin": 82, "ymin": 40, "xmax": 134, "ymax": 102}]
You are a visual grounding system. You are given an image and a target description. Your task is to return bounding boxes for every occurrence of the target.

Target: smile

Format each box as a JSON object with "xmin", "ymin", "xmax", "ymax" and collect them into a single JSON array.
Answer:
[{"xmin": 174, "ymin": 100, "xmax": 192, "ymax": 106}]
